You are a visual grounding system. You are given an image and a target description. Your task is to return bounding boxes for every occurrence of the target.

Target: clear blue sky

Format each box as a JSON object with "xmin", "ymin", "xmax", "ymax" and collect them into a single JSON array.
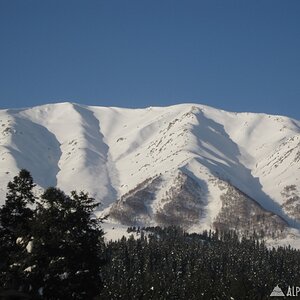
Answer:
[{"xmin": 0, "ymin": 0, "xmax": 300, "ymax": 120}]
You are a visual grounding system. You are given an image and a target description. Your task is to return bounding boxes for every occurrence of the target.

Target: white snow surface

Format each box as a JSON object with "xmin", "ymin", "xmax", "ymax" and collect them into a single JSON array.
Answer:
[{"xmin": 1, "ymin": 102, "xmax": 300, "ymax": 246}]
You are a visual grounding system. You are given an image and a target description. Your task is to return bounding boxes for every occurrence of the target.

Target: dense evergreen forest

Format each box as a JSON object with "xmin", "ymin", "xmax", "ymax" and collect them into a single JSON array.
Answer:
[
  {"xmin": 100, "ymin": 227, "xmax": 300, "ymax": 299},
  {"xmin": 1, "ymin": 170, "xmax": 300, "ymax": 299}
]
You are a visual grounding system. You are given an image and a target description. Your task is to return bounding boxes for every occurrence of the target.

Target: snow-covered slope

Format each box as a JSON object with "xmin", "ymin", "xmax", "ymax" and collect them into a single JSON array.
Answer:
[{"xmin": 0, "ymin": 102, "xmax": 299, "ymax": 239}]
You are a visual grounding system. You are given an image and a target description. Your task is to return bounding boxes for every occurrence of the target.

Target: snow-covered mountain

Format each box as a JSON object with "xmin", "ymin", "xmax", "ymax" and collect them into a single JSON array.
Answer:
[{"xmin": 1, "ymin": 102, "xmax": 300, "ymax": 239}]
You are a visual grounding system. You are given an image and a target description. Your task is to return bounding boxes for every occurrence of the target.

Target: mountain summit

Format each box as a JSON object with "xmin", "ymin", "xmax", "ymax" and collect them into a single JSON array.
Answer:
[{"xmin": 1, "ymin": 103, "xmax": 300, "ymax": 239}]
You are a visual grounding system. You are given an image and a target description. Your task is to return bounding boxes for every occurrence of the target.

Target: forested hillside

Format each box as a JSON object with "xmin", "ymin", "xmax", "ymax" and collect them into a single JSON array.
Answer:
[{"xmin": 100, "ymin": 227, "xmax": 300, "ymax": 300}]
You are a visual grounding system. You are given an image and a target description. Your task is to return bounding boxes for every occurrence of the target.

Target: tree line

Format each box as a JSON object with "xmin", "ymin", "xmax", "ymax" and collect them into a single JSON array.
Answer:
[{"xmin": 100, "ymin": 227, "xmax": 300, "ymax": 299}]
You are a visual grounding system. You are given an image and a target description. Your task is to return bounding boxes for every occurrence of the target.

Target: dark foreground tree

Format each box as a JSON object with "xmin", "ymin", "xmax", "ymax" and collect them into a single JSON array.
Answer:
[
  {"xmin": 0, "ymin": 170, "xmax": 35, "ymax": 291},
  {"xmin": 27, "ymin": 188, "xmax": 105, "ymax": 299},
  {"xmin": 0, "ymin": 170, "xmax": 105, "ymax": 300}
]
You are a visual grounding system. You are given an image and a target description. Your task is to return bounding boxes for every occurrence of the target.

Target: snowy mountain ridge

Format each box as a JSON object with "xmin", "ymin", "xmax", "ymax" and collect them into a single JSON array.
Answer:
[{"xmin": 0, "ymin": 102, "xmax": 300, "ymax": 240}]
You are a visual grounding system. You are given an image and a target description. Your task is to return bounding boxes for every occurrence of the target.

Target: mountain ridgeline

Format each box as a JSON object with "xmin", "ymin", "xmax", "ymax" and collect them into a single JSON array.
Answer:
[{"xmin": 0, "ymin": 102, "xmax": 299, "ymax": 239}]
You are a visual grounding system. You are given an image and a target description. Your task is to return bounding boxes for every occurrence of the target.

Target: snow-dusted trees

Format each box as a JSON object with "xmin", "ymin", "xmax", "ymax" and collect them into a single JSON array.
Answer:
[
  {"xmin": 0, "ymin": 169, "xmax": 35, "ymax": 291},
  {"xmin": 28, "ymin": 188, "xmax": 105, "ymax": 299},
  {"xmin": 100, "ymin": 227, "xmax": 300, "ymax": 300},
  {"xmin": 0, "ymin": 170, "xmax": 105, "ymax": 299}
]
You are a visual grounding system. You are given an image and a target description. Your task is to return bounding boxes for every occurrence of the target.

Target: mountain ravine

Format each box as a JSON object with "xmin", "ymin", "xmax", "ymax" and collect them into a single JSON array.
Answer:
[{"xmin": 0, "ymin": 102, "xmax": 300, "ymax": 239}]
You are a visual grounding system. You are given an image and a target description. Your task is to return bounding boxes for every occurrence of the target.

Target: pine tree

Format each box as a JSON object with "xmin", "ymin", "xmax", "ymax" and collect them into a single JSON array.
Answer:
[
  {"xmin": 0, "ymin": 169, "xmax": 35, "ymax": 292},
  {"xmin": 27, "ymin": 187, "xmax": 105, "ymax": 299}
]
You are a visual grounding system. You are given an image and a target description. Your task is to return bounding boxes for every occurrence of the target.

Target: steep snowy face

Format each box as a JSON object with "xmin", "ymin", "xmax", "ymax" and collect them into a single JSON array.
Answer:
[{"xmin": 0, "ymin": 102, "xmax": 299, "ymax": 237}]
